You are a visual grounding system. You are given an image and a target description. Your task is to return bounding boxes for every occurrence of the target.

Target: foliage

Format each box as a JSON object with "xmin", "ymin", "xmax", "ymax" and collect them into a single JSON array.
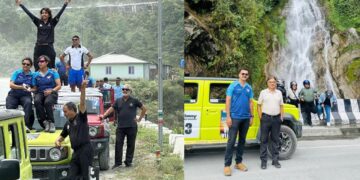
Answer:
[
  {"xmin": 111, "ymin": 127, "xmax": 184, "ymax": 179},
  {"xmin": 186, "ymin": 0, "xmax": 287, "ymax": 94},
  {"xmin": 128, "ymin": 80, "xmax": 183, "ymax": 131},
  {"xmin": 0, "ymin": 0, "xmax": 183, "ymax": 77},
  {"xmin": 125, "ymin": 127, "xmax": 183, "ymax": 180},
  {"xmin": 322, "ymin": 0, "xmax": 360, "ymax": 31},
  {"xmin": 346, "ymin": 58, "xmax": 360, "ymax": 83}
]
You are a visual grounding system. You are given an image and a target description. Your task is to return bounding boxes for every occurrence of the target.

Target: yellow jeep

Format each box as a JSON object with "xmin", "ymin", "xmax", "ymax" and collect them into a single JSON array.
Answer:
[
  {"xmin": 0, "ymin": 109, "xmax": 33, "ymax": 180},
  {"xmin": 184, "ymin": 77, "xmax": 302, "ymax": 159}
]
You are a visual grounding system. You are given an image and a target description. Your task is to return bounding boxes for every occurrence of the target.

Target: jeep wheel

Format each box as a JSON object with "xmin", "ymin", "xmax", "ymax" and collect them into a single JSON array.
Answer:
[
  {"xmin": 99, "ymin": 145, "xmax": 110, "ymax": 170},
  {"xmin": 268, "ymin": 125, "xmax": 297, "ymax": 160}
]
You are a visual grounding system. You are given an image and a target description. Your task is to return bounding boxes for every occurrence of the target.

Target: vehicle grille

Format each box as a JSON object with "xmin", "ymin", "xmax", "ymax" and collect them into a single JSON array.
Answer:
[{"xmin": 30, "ymin": 147, "xmax": 50, "ymax": 161}]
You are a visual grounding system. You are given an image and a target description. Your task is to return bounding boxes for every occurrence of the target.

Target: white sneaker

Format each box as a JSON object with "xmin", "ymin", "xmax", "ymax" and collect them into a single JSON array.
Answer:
[
  {"xmin": 326, "ymin": 122, "xmax": 331, "ymax": 127},
  {"xmin": 44, "ymin": 121, "xmax": 50, "ymax": 132}
]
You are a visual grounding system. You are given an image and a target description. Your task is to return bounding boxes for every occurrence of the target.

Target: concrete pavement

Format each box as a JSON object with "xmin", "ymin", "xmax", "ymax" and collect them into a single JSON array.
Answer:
[
  {"xmin": 185, "ymin": 137, "xmax": 360, "ymax": 180},
  {"xmin": 301, "ymin": 124, "xmax": 360, "ymax": 138}
]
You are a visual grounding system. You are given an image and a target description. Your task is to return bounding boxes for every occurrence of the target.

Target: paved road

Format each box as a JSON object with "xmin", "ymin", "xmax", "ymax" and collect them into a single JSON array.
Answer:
[{"xmin": 185, "ymin": 137, "xmax": 360, "ymax": 180}]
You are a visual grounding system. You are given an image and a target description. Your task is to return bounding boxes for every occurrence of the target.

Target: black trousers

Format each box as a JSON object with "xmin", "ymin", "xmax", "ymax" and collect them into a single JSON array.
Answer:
[
  {"xmin": 301, "ymin": 101, "xmax": 314, "ymax": 126},
  {"xmin": 60, "ymin": 73, "xmax": 68, "ymax": 86},
  {"xmin": 34, "ymin": 92, "xmax": 58, "ymax": 127},
  {"xmin": 69, "ymin": 143, "xmax": 94, "ymax": 180},
  {"xmin": 6, "ymin": 95, "xmax": 34, "ymax": 129},
  {"xmin": 34, "ymin": 44, "xmax": 56, "ymax": 71},
  {"xmin": 260, "ymin": 113, "xmax": 281, "ymax": 162},
  {"xmin": 115, "ymin": 127, "xmax": 137, "ymax": 166}
]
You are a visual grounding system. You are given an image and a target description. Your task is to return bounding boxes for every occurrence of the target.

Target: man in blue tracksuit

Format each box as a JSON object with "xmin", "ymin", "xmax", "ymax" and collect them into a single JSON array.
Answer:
[{"xmin": 223, "ymin": 68, "xmax": 254, "ymax": 176}]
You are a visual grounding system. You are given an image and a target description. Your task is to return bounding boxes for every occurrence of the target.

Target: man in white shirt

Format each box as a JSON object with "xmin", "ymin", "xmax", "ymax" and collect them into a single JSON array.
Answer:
[
  {"xmin": 257, "ymin": 76, "xmax": 284, "ymax": 170},
  {"xmin": 60, "ymin": 35, "xmax": 93, "ymax": 92}
]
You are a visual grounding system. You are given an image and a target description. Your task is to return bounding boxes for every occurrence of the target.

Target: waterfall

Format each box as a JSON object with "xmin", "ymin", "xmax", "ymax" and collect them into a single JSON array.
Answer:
[{"xmin": 272, "ymin": 0, "xmax": 336, "ymax": 94}]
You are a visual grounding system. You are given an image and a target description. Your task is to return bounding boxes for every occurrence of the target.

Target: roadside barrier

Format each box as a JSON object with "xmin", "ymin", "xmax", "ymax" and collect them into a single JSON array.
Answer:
[{"xmin": 300, "ymin": 99, "xmax": 360, "ymax": 126}]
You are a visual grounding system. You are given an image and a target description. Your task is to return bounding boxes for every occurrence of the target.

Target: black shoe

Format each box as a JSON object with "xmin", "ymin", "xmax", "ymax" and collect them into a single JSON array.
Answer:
[
  {"xmin": 124, "ymin": 162, "xmax": 132, "ymax": 167},
  {"xmin": 112, "ymin": 164, "xmax": 121, "ymax": 169},
  {"xmin": 272, "ymin": 161, "xmax": 281, "ymax": 168},
  {"xmin": 261, "ymin": 161, "xmax": 267, "ymax": 169}
]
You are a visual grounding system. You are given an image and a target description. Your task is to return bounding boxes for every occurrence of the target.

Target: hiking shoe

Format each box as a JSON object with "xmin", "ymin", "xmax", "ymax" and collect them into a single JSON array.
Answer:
[
  {"xmin": 44, "ymin": 121, "xmax": 50, "ymax": 132},
  {"xmin": 49, "ymin": 123, "xmax": 55, "ymax": 133},
  {"xmin": 224, "ymin": 166, "xmax": 231, "ymax": 176},
  {"xmin": 261, "ymin": 161, "xmax": 267, "ymax": 169},
  {"xmin": 272, "ymin": 161, "xmax": 281, "ymax": 168},
  {"xmin": 234, "ymin": 163, "xmax": 248, "ymax": 171}
]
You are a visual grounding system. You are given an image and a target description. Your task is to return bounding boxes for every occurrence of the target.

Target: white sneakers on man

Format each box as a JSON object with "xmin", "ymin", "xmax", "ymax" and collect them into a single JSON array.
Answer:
[{"xmin": 326, "ymin": 122, "xmax": 331, "ymax": 127}]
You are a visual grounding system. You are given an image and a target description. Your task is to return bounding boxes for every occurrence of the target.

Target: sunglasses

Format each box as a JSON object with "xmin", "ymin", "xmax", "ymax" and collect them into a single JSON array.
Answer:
[
  {"xmin": 122, "ymin": 88, "xmax": 130, "ymax": 91},
  {"xmin": 241, "ymin": 73, "xmax": 249, "ymax": 76},
  {"xmin": 38, "ymin": 60, "xmax": 46, "ymax": 63},
  {"xmin": 22, "ymin": 63, "xmax": 31, "ymax": 66}
]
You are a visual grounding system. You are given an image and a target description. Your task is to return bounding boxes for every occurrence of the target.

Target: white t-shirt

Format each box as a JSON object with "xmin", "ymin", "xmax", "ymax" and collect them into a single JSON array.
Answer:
[
  {"xmin": 63, "ymin": 45, "xmax": 89, "ymax": 70},
  {"xmin": 258, "ymin": 89, "xmax": 284, "ymax": 115}
]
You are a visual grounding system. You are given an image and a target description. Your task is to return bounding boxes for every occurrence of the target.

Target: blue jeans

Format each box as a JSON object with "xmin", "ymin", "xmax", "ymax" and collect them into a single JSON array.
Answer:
[
  {"xmin": 324, "ymin": 105, "xmax": 331, "ymax": 123},
  {"xmin": 317, "ymin": 105, "xmax": 331, "ymax": 123},
  {"xmin": 317, "ymin": 104, "xmax": 324, "ymax": 119},
  {"xmin": 224, "ymin": 119, "xmax": 250, "ymax": 166}
]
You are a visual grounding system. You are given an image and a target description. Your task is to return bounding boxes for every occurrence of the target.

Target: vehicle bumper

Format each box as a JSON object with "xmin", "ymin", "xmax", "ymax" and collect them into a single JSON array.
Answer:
[
  {"xmin": 293, "ymin": 120, "xmax": 303, "ymax": 138},
  {"xmin": 91, "ymin": 137, "xmax": 109, "ymax": 154},
  {"xmin": 32, "ymin": 164, "xmax": 71, "ymax": 180}
]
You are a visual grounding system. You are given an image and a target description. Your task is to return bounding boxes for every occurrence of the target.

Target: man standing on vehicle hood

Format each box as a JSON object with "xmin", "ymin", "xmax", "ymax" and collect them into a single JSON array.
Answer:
[
  {"xmin": 224, "ymin": 68, "xmax": 254, "ymax": 176},
  {"xmin": 55, "ymin": 80, "xmax": 94, "ymax": 179}
]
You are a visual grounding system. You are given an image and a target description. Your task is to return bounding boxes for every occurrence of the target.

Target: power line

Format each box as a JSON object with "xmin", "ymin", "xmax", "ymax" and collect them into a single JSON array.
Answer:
[{"xmin": 18, "ymin": 1, "xmax": 158, "ymax": 12}]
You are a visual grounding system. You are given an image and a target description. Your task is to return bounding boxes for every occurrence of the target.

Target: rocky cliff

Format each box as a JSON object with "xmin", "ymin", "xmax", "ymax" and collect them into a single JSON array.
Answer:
[{"xmin": 328, "ymin": 29, "xmax": 360, "ymax": 98}]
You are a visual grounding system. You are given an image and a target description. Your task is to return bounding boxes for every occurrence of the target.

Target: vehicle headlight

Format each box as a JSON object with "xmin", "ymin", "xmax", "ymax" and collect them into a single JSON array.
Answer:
[
  {"xmin": 49, "ymin": 148, "xmax": 61, "ymax": 161},
  {"xmin": 89, "ymin": 126, "xmax": 98, "ymax": 137}
]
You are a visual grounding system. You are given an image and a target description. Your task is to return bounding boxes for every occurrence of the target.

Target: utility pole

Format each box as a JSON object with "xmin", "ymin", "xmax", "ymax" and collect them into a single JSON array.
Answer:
[{"xmin": 157, "ymin": 0, "xmax": 163, "ymax": 151}]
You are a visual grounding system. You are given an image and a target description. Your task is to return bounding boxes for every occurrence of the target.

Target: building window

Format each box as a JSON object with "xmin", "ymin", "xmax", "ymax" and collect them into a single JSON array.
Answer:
[
  {"xmin": 106, "ymin": 66, "xmax": 112, "ymax": 75},
  {"xmin": 128, "ymin": 66, "xmax": 135, "ymax": 74}
]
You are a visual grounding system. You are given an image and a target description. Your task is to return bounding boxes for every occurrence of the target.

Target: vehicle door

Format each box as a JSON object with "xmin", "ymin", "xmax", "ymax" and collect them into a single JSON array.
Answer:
[{"xmin": 201, "ymin": 81, "xmax": 230, "ymax": 141}]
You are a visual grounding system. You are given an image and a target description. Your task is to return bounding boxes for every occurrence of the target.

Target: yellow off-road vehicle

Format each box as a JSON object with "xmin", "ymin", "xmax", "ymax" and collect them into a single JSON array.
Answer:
[
  {"xmin": 0, "ymin": 109, "xmax": 32, "ymax": 180},
  {"xmin": 184, "ymin": 77, "xmax": 302, "ymax": 159}
]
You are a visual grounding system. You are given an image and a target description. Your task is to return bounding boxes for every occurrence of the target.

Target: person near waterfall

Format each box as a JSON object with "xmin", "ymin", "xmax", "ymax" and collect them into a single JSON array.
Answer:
[
  {"xmin": 298, "ymin": 80, "xmax": 317, "ymax": 126},
  {"xmin": 257, "ymin": 76, "xmax": 284, "ymax": 170},
  {"xmin": 287, "ymin": 81, "xmax": 299, "ymax": 108},
  {"xmin": 223, "ymin": 68, "xmax": 254, "ymax": 176},
  {"xmin": 318, "ymin": 90, "xmax": 337, "ymax": 127}
]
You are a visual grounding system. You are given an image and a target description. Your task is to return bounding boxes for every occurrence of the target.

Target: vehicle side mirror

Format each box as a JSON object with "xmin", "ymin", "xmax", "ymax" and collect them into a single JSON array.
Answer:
[{"xmin": 0, "ymin": 159, "xmax": 20, "ymax": 180}]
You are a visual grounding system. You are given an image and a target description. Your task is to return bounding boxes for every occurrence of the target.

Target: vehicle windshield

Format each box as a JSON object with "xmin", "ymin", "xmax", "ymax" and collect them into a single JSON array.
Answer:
[{"xmin": 32, "ymin": 97, "xmax": 101, "ymax": 130}]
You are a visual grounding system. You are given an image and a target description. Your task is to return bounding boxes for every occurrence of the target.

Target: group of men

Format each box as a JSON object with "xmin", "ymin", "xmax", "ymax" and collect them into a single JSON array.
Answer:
[
  {"xmin": 224, "ymin": 68, "xmax": 338, "ymax": 176},
  {"xmin": 224, "ymin": 68, "xmax": 283, "ymax": 176}
]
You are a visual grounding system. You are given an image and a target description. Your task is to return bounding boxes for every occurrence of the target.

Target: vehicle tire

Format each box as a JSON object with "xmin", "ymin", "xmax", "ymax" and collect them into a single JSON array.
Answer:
[
  {"xmin": 267, "ymin": 125, "xmax": 297, "ymax": 160},
  {"xmin": 99, "ymin": 145, "xmax": 110, "ymax": 170}
]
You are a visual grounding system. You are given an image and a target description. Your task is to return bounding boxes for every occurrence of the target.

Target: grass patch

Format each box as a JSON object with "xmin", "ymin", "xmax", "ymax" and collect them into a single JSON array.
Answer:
[
  {"xmin": 116, "ymin": 127, "xmax": 184, "ymax": 180},
  {"xmin": 321, "ymin": 0, "xmax": 360, "ymax": 32},
  {"xmin": 340, "ymin": 44, "xmax": 360, "ymax": 55},
  {"xmin": 346, "ymin": 58, "xmax": 360, "ymax": 83}
]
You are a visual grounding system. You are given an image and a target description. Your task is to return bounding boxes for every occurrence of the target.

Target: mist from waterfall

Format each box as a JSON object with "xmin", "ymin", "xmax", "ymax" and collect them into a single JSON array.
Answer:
[{"xmin": 273, "ymin": 0, "xmax": 335, "ymax": 93}]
